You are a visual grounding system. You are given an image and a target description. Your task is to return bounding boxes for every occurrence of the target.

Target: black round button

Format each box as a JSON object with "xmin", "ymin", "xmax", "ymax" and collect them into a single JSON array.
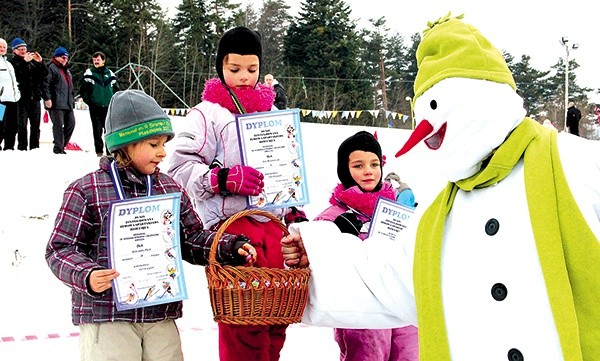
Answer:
[
  {"xmin": 485, "ymin": 218, "xmax": 500, "ymax": 235},
  {"xmin": 507, "ymin": 348, "xmax": 523, "ymax": 361},
  {"xmin": 491, "ymin": 283, "xmax": 507, "ymax": 301}
]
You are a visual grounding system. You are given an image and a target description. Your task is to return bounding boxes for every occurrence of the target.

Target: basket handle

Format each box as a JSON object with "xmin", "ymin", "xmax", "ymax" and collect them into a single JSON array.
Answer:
[{"xmin": 209, "ymin": 209, "xmax": 290, "ymax": 265}]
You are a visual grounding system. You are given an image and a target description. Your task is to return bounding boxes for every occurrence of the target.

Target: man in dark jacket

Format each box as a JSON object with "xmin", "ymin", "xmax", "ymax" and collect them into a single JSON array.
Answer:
[
  {"xmin": 566, "ymin": 101, "xmax": 582, "ymax": 136},
  {"xmin": 80, "ymin": 51, "xmax": 119, "ymax": 156},
  {"xmin": 264, "ymin": 73, "xmax": 287, "ymax": 109},
  {"xmin": 9, "ymin": 37, "xmax": 47, "ymax": 150},
  {"xmin": 43, "ymin": 46, "xmax": 75, "ymax": 154}
]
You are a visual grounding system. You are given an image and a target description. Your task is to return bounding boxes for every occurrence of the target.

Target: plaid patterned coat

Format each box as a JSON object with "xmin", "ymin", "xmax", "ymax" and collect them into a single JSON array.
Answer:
[{"xmin": 46, "ymin": 157, "xmax": 242, "ymax": 325}]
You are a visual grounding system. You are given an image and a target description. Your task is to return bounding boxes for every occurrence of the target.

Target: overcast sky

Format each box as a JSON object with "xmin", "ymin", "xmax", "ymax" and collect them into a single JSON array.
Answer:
[{"xmin": 159, "ymin": 0, "xmax": 600, "ymax": 103}]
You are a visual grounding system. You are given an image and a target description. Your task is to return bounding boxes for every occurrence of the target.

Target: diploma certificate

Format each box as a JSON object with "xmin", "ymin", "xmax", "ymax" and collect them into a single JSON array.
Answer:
[
  {"xmin": 368, "ymin": 197, "xmax": 414, "ymax": 241},
  {"xmin": 236, "ymin": 108, "xmax": 309, "ymax": 209},
  {"xmin": 107, "ymin": 193, "xmax": 187, "ymax": 310}
]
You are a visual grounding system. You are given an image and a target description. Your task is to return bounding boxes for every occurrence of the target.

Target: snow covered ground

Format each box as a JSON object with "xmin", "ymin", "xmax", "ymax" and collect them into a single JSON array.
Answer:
[{"xmin": 0, "ymin": 109, "xmax": 441, "ymax": 360}]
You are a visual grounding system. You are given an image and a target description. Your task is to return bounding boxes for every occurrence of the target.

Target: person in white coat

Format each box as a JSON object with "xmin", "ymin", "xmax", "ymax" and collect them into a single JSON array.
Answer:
[
  {"xmin": 0, "ymin": 38, "xmax": 20, "ymax": 150},
  {"xmin": 282, "ymin": 14, "xmax": 600, "ymax": 361}
]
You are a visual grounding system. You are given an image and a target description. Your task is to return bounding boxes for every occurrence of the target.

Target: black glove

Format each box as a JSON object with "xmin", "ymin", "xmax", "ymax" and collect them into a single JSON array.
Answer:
[
  {"xmin": 333, "ymin": 212, "xmax": 362, "ymax": 236},
  {"xmin": 284, "ymin": 206, "xmax": 309, "ymax": 226},
  {"xmin": 231, "ymin": 235, "xmax": 252, "ymax": 265}
]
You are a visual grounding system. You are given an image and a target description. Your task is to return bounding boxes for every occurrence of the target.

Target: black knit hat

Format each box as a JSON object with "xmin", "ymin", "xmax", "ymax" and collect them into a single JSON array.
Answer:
[
  {"xmin": 215, "ymin": 26, "xmax": 262, "ymax": 85},
  {"xmin": 337, "ymin": 131, "xmax": 383, "ymax": 190}
]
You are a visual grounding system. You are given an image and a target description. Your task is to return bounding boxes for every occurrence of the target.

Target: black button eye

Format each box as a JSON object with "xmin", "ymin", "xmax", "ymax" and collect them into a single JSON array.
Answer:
[
  {"xmin": 507, "ymin": 348, "xmax": 523, "ymax": 361},
  {"xmin": 491, "ymin": 283, "xmax": 507, "ymax": 301},
  {"xmin": 430, "ymin": 100, "xmax": 437, "ymax": 109},
  {"xmin": 485, "ymin": 218, "xmax": 499, "ymax": 236}
]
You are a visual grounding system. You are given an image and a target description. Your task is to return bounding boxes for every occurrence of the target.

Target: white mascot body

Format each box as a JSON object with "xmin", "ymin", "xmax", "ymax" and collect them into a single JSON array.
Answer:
[{"xmin": 291, "ymin": 14, "xmax": 600, "ymax": 361}]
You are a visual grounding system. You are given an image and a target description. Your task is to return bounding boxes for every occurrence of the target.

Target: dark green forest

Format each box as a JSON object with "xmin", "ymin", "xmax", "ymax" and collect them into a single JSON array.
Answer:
[{"xmin": 2, "ymin": 0, "xmax": 598, "ymax": 137}]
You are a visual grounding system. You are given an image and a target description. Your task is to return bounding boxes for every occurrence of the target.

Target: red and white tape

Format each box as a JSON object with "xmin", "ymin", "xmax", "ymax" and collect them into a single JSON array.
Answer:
[
  {"xmin": 1, "ymin": 323, "xmax": 309, "ymax": 343},
  {"xmin": 1, "ymin": 332, "xmax": 79, "ymax": 342}
]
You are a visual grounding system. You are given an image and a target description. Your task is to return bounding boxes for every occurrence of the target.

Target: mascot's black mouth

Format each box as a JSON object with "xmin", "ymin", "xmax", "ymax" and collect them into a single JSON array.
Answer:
[{"xmin": 424, "ymin": 122, "xmax": 446, "ymax": 150}]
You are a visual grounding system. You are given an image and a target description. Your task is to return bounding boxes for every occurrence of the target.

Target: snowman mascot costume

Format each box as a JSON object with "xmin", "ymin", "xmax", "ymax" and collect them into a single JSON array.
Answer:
[{"xmin": 284, "ymin": 14, "xmax": 600, "ymax": 361}]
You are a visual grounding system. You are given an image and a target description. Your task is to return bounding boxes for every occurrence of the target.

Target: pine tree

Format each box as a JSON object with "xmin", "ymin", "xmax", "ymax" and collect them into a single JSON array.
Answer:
[
  {"xmin": 255, "ymin": 0, "xmax": 291, "ymax": 76},
  {"xmin": 506, "ymin": 54, "xmax": 551, "ymax": 118},
  {"xmin": 173, "ymin": 0, "xmax": 215, "ymax": 105},
  {"xmin": 283, "ymin": 0, "xmax": 370, "ymax": 120}
]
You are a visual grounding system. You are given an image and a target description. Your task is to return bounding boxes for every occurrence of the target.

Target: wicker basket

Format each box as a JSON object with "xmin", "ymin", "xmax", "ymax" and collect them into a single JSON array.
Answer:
[{"xmin": 206, "ymin": 209, "xmax": 311, "ymax": 326}]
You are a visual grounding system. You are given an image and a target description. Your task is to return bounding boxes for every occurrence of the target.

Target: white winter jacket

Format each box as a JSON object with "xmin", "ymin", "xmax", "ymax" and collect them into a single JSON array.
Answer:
[
  {"xmin": 168, "ymin": 100, "xmax": 283, "ymax": 228},
  {"xmin": 0, "ymin": 55, "xmax": 20, "ymax": 102}
]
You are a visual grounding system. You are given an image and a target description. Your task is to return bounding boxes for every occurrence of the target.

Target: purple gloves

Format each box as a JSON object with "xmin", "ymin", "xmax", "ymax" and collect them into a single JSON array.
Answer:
[{"xmin": 210, "ymin": 165, "xmax": 264, "ymax": 196}]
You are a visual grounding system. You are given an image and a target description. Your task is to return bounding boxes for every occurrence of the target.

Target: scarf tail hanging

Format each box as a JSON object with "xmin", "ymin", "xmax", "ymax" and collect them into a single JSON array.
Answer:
[
  {"xmin": 413, "ymin": 183, "xmax": 456, "ymax": 360},
  {"xmin": 525, "ymin": 128, "xmax": 600, "ymax": 361}
]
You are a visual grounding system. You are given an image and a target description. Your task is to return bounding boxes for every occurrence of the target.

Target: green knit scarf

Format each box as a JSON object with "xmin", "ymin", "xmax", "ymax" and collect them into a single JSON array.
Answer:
[{"xmin": 414, "ymin": 118, "xmax": 600, "ymax": 360}]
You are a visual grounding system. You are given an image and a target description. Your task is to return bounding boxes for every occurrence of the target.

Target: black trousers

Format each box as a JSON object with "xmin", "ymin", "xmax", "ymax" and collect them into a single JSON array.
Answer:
[
  {"xmin": 48, "ymin": 109, "xmax": 75, "ymax": 153},
  {"xmin": 0, "ymin": 101, "xmax": 18, "ymax": 150},
  {"xmin": 569, "ymin": 122, "xmax": 580, "ymax": 136},
  {"xmin": 89, "ymin": 104, "xmax": 109, "ymax": 154},
  {"xmin": 5, "ymin": 98, "xmax": 42, "ymax": 150},
  {"xmin": 19, "ymin": 99, "xmax": 42, "ymax": 150}
]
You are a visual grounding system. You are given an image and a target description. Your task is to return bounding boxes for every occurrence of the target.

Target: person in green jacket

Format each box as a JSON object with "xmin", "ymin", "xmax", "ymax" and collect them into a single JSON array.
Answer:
[{"xmin": 80, "ymin": 51, "xmax": 119, "ymax": 156}]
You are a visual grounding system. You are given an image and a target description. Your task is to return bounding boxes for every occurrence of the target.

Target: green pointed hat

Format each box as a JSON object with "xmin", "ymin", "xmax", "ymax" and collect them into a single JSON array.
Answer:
[{"xmin": 413, "ymin": 13, "xmax": 516, "ymax": 104}]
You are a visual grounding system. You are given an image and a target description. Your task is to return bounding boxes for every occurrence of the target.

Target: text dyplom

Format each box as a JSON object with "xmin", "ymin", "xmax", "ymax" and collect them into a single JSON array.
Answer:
[
  {"xmin": 107, "ymin": 193, "xmax": 188, "ymax": 311},
  {"xmin": 368, "ymin": 197, "xmax": 414, "ymax": 241},
  {"xmin": 236, "ymin": 108, "xmax": 310, "ymax": 210}
]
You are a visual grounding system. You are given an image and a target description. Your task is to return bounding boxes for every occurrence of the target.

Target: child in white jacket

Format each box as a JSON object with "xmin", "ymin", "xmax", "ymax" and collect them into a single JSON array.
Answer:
[{"xmin": 167, "ymin": 26, "xmax": 304, "ymax": 361}]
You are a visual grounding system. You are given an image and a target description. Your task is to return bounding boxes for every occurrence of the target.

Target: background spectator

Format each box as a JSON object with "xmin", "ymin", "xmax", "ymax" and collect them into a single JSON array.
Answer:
[
  {"xmin": 80, "ymin": 51, "xmax": 119, "ymax": 156},
  {"xmin": 264, "ymin": 73, "xmax": 287, "ymax": 109},
  {"xmin": 566, "ymin": 101, "xmax": 582, "ymax": 136},
  {"xmin": 43, "ymin": 46, "xmax": 75, "ymax": 154},
  {"xmin": 9, "ymin": 37, "xmax": 46, "ymax": 150},
  {"xmin": 0, "ymin": 38, "xmax": 20, "ymax": 151},
  {"xmin": 384, "ymin": 171, "xmax": 417, "ymax": 208}
]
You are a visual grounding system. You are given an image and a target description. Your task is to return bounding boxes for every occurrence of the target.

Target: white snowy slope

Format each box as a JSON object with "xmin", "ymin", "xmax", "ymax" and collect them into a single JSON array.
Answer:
[{"xmin": 0, "ymin": 109, "xmax": 438, "ymax": 360}]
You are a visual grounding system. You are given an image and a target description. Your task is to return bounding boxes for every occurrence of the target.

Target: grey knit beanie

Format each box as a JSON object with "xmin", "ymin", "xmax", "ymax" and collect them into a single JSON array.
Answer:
[{"xmin": 104, "ymin": 90, "xmax": 174, "ymax": 152}]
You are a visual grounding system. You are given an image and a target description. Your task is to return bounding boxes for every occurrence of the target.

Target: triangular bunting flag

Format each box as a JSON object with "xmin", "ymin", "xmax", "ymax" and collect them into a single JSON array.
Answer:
[
  {"xmin": 356, "ymin": 110, "xmax": 363, "ymax": 118},
  {"xmin": 402, "ymin": 114, "xmax": 409, "ymax": 123},
  {"xmin": 331, "ymin": 111, "xmax": 338, "ymax": 118}
]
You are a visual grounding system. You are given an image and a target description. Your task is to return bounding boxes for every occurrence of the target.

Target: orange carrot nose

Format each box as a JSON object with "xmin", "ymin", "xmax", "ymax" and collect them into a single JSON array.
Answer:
[{"xmin": 395, "ymin": 120, "xmax": 433, "ymax": 157}]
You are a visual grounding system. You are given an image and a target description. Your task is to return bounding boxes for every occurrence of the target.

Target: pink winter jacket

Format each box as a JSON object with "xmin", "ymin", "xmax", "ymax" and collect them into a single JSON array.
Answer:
[{"xmin": 314, "ymin": 182, "xmax": 396, "ymax": 240}]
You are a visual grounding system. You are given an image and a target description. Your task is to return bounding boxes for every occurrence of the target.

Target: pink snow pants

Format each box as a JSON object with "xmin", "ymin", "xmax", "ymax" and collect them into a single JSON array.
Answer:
[{"xmin": 334, "ymin": 325, "xmax": 419, "ymax": 361}]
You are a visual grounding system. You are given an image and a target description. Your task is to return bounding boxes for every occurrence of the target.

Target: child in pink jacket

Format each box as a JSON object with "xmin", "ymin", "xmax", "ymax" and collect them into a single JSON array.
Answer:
[{"xmin": 314, "ymin": 131, "xmax": 419, "ymax": 361}]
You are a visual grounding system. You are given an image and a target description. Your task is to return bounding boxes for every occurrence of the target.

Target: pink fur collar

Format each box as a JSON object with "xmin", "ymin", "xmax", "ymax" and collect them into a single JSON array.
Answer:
[
  {"xmin": 201, "ymin": 78, "xmax": 275, "ymax": 114},
  {"xmin": 329, "ymin": 182, "xmax": 396, "ymax": 216}
]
